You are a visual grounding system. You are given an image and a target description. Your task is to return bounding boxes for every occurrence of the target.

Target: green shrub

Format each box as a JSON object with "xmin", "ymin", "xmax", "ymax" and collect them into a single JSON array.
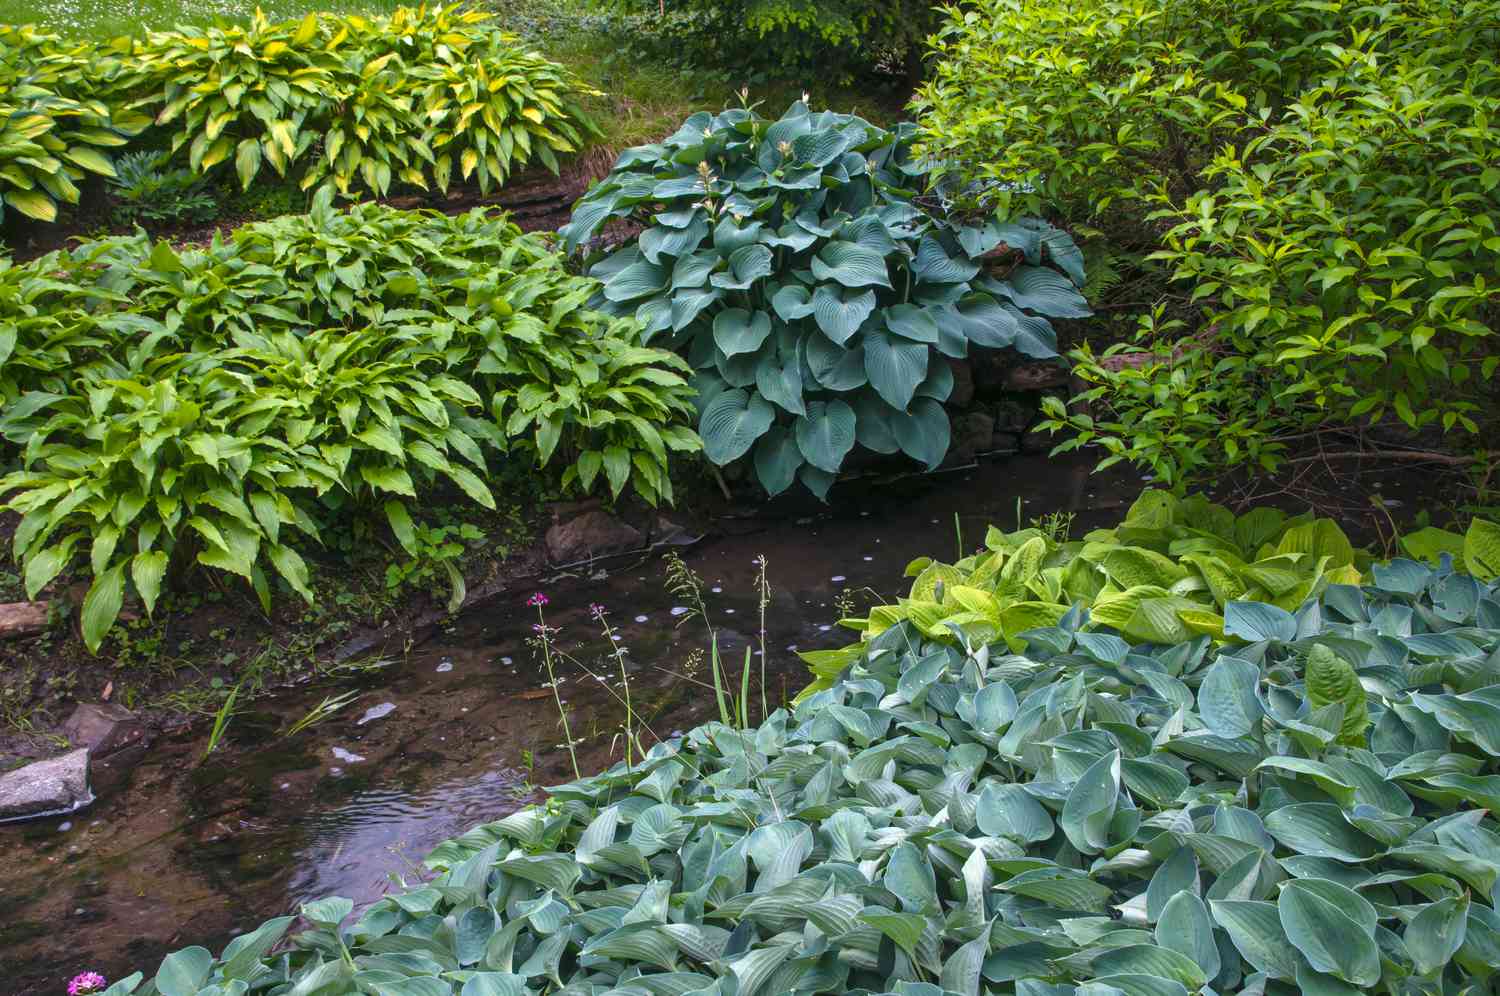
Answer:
[
  {"xmin": 126, "ymin": 528, "xmax": 1500, "ymax": 994},
  {"xmin": 0, "ymin": 25, "xmax": 147, "ymax": 224},
  {"xmin": 562, "ymin": 101, "xmax": 1089, "ymax": 498},
  {"xmin": 586, "ymin": 0, "xmax": 936, "ymax": 79},
  {"xmin": 105, "ymin": 149, "xmax": 218, "ymax": 226},
  {"xmin": 0, "ymin": 200, "xmax": 698, "ymax": 651},
  {"xmin": 915, "ymin": 0, "xmax": 1500, "ymax": 485},
  {"xmin": 110, "ymin": 4, "xmax": 599, "ymax": 201}
]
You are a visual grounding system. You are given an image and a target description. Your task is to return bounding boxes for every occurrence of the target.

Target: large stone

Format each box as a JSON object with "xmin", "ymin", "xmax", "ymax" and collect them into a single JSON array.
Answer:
[
  {"xmin": 62, "ymin": 703, "xmax": 145, "ymax": 756},
  {"xmin": 0, "ymin": 748, "xmax": 92, "ymax": 821},
  {"xmin": 62, "ymin": 703, "xmax": 149, "ymax": 794},
  {"xmin": 947, "ymin": 412, "xmax": 997, "ymax": 464},
  {"xmin": 946, "ymin": 358, "xmax": 975, "ymax": 408},
  {"xmin": 545, "ymin": 509, "xmax": 644, "ymax": 564}
]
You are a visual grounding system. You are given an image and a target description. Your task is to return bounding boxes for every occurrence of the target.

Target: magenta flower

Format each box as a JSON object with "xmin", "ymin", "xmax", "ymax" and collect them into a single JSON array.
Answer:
[
  {"xmin": 527, "ymin": 592, "xmax": 549, "ymax": 607},
  {"xmin": 68, "ymin": 973, "xmax": 107, "ymax": 996},
  {"xmin": 590, "ymin": 603, "xmax": 606, "ymax": 618}
]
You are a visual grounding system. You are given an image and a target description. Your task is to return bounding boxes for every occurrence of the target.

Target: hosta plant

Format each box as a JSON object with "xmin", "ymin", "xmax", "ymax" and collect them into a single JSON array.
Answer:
[
  {"xmin": 0, "ymin": 201, "xmax": 698, "ymax": 651},
  {"xmin": 804, "ymin": 489, "xmax": 1368, "ymax": 696},
  {"xmin": 130, "ymin": 540, "xmax": 1500, "ymax": 994},
  {"xmin": 562, "ymin": 101, "xmax": 1090, "ymax": 498},
  {"xmin": 121, "ymin": 5, "xmax": 599, "ymax": 201},
  {"xmin": 0, "ymin": 26, "xmax": 146, "ymax": 224}
]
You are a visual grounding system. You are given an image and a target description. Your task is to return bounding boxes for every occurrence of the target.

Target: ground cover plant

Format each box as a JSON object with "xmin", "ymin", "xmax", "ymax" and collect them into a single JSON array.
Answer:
[
  {"xmin": 0, "ymin": 199, "xmax": 698, "ymax": 652},
  {"xmin": 0, "ymin": 25, "xmax": 147, "ymax": 224},
  {"xmin": 915, "ymin": 0, "xmax": 1500, "ymax": 486},
  {"xmin": 110, "ymin": 498, "xmax": 1500, "ymax": 994},
  {"xmin": 119, "ymin": 4, "xmax": 601, "ymax": 201},
  {"xmin": 563, "ymin": 101, "xmax": 1090, "ymax": 498}
]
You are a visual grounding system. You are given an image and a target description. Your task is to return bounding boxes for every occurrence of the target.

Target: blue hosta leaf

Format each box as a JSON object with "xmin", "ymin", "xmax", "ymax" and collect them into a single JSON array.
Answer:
[
  {"xmin": 672, "ymin": 249, "xmax": 720, "ymax": 290},
  {"xmin": 753, "ymin": 426, "xmax": 803, "ymax": 497},
  {"xmin": 1197, "ymin": 655, "xmax": 1263, "ymax": 738},
  {"xmin": 813, "ymin": 284, "xmax": 876, "ymax": 345},
  {"xmin": 711, "ymin": 244, "xmax": 774, "ymax": 290},
  {"xmin": 891, "ymin": 397, "xmax": 949, "ymax": 470},
  {"xmin": 714, "ymin": 216, "xmax": 766, "ymax": 254},
  {"xmin": 755, "ymin": 348, "xmax": 805, "ymax": 416},
  {"xmin": 713, "ymin": 308, "xmax": 773, "ymax": 357},
  {"xmin": 1224, "ymin": 601, "xmax": 1296, "ymax": 643},
  {"xmin": 949, "ymin": 293, "xmax": 1019, "ymax": 348},
  {"xmin": 854, "ymin": 392, "xmax": 900, "ymax": 454},
  {"xmin": 772, "ymin": 283, "xmax": 815, "ymax": 321},
  {"xmin": 1060, "ymin": 749, "xmax": 1122, "ymax": 854},
  {"xmin": 1003, "ymin": 303, "xmax": 1060, "ymax": 358},
  {"xmin": 671, "ymin": 286, "xmax": 723, "ymax": 331},
  {"xmin": 792, "ymin": 128, "xmax": 849, "ymax": 167},
  {"xmin": 812, "ymin": 241, "xmax": 893, "ymax": 289},
  {"xmin": 885, "ymin": 303, "xmax": 941, "ymax": 343},
  {"xmin": 1277, "ymin": 878, "xmax": 1381, "ymax": 985},
  {"xmin": 993, "ymin": 264, "xmax": 1092, "ymax": 317},
  {"xmin": 863, "ymin": 326, "xmax": 928, "ymax": 410},
  {"xmin": 1405, "ymin": 894, "xmax": 1469, "ymax": 976},
  {"xmin": 806, "ymin": 333, "xmax": 869, "ymax": 391},
  {"xmin": 699, "ymin": 389, "xmax": 774, "ymax": 465},
  {"xmin": 913, "ymin": 234, "xmax": 980, "ymax": 284},
  {"xmin": 640, "ymin": 217, "xmax": 710, "ymax": 264},
  {"xmin": 795, "ymin": 399, "xmax": 856, "ymax": 473},
  {"xmin": 605, "ymin": 259, "xmax": 669, "ymax": 303}
]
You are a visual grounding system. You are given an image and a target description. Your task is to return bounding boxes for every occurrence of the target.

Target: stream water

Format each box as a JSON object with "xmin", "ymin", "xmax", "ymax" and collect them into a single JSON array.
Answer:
[{"xmin": 2, "ymin": 452, "xmax": 1387, "ymax": 994}]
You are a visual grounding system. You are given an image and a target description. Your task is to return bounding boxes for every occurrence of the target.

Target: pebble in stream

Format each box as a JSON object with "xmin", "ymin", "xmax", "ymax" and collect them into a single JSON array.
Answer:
[
  {"xmin": 331, "ymin": 747, "xmax": 366, "ymax": 764},
  {"xmin": 356, "ymin": 702, "xmax": 396, "ymax": 726}
]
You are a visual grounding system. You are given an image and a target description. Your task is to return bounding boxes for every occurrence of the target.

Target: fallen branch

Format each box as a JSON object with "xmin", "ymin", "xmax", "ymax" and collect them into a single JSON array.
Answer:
[{"xmin": 1285, "ymin": 449, "xmax": 1480, "ymax": 466}]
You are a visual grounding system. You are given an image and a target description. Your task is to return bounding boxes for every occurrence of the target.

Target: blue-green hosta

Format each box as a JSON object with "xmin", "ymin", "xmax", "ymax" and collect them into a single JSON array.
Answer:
[
  {"xmin": 0, "ymin": 201, "xmax": 698, "ymax": 651},
  {"xmin": 561, "ymin": 101, "xmax": 1090, "ymax": 498},
  {"xmin": 124, "ymin": 543, "xmax": 1500, "ymax": 994}
]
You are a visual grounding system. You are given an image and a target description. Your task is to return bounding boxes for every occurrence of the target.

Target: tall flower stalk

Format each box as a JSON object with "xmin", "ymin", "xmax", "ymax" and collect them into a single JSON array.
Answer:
[
  {"xmin": 592, "ymin": 603, "xmax": 638, "ymax": 772},
  {"xmin": 529, "ymin": 592, "xmax": 580, "ymax": 781}
]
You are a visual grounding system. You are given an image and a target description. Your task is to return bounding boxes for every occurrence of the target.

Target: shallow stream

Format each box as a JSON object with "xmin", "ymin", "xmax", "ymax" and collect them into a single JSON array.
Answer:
[{"xmin": 0, "ymin": 454, "xmax": 1191, "ymax": 993}]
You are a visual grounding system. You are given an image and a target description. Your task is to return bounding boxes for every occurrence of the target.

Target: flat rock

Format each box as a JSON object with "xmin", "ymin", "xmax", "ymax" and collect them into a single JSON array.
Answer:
[
  {"xmin": 546, "ymin": 508, "xmax": 643, "ymax": 564},
  {"xmin": 0, "ymin": 748, "xmax": 92, "ymax": 822},
  {"xmin": 62, "ymin": 702, "xmax": 146, "ymax": 756},
  {"xmin": 948, "ymin": 412, "xmax": 997, "ymax": 464},
  {"xmin": 0, "ymin": 600, "xmax": 48, "ymax": 639}
]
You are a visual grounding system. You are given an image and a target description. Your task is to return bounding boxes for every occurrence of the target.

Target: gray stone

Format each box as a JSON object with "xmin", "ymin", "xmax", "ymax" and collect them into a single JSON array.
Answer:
[
  {"xmin": 0, "ymin": 600, "xmax": 49, "ymax": 639},
  {"xmin": 947, "ymin": 413, "xmax": 997, "ymax": 464},
  {"xmin": 545, "ymin": 509, "xmax": 643, "ymax": 564},
  {"xmin": 0, "ymin": 748, "xmax": 92, "ymax": 821},
  {"xmin": 62, "ymin": 702, "xmax": 146, "ymax": 756}
]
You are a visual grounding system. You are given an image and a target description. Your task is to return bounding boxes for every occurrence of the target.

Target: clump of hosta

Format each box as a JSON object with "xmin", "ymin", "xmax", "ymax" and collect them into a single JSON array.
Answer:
[
  {"xmin": 131, "ymin": 531, "xmax": 1500, "ymax": 994},
  {"xmin": 562, "ymin": 100, "xmax": 1090, "ymax": 498}
]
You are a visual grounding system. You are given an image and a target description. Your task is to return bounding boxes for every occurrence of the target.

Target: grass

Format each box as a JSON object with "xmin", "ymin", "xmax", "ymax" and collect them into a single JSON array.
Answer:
[{"xmin": 7, "ymin": 0, "xmax": 405, "ymax": 40}]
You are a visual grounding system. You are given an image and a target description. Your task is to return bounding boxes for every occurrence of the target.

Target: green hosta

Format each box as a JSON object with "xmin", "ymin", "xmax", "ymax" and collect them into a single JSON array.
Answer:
[
  {"xmin": 0, "ymin": 26, "xmax": 146, "ymax": 224},
  {"xmin": 0, "ymin": 201, "xmax": 697, "ymax": 651},
  {"xmin": 1401, "ymin": 518, "xmax": 1500, "ymax": 582},
  {"xmin": 562, "ymin": 101, "xmax": 1089, "ymax": 498},
  {"xmin": 131, "ymin": 544, "xmax": 1500, "ymax": 994},
  {"xmin": 806, "ymin": 490, "xmax": 1364, "ymax": 696},
  {"xmin": 121, "ymin": 4, "xmax": 599, "ymax": 201}
]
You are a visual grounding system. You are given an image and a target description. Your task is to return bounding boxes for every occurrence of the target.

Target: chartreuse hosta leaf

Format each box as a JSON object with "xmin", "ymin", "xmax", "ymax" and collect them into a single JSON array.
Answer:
[
  {"xmin": 0, "ymin": 203, "xmax": 698, "ymax": 651},
  {"xmin": 137, "ymin": 511, "xmax": 1500, "ymax": 994},
  {"xmin": 564, "ymin": 100, "xmax": 1088, "ymax": 498}
]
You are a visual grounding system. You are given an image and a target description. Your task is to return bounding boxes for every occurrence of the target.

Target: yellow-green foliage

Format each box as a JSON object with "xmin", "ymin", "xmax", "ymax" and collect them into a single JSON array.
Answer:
[
  {"xmin": 801, "ymin": 491, "xmax": 1364, "ymax": 696},
  {"xmin": 119, "ymin": 4, "xmax": 600, "ymax": 200},
  {"xmin": 0, "ymin": 25, "xmax": 147, "ymax": 223}
]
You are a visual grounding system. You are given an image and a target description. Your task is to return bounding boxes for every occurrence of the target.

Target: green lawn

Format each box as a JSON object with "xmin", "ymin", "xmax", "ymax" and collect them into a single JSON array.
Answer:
[{"xmin": 6, "ymin": 0, "xmax": 405, "ymax": 40}]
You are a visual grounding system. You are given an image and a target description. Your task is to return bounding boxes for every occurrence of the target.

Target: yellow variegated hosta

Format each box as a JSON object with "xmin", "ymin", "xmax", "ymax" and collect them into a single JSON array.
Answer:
[{"xmin": 804, "ymin": 490, "xmax": 1366, "ymax": 697}]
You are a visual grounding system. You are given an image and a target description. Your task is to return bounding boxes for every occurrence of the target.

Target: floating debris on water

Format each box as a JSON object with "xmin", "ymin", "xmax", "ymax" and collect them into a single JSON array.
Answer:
[
  {"xmin": 634, "ymin": 614, "xmax": 648, "ymax": 623},
  {"xmin": 331, "ymin": 747, "xmax": 366, "ymax": 763},
  {"xmin": 356, "ymin": 703, "xmax": 396, "ymax": 725},
  {"xmin": 435, "ymin": 658, "xmax": 454, "ymax": 673},
  {"xmin": 831, "ymin": 575, "xmax": 846, "ymax": 582},
  {"xmin": 670, "ymin": 606, "xmax": 689, "ymax": 617}
]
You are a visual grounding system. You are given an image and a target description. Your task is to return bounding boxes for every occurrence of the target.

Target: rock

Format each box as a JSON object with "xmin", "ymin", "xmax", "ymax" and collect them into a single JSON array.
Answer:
[
  {"xmin": 0, "ymin": 601, "xmax": 49, "ymax": 639},
  {"xmin": 62, "ymin": 703, "xmax": 149, "ymax": 795},
  {"xmin": 947, "ymin": 413, "xmax": 997, "ymax": 464},
  {"xmin": 62, "ymin": 703, "xmax": 145, "ymax": 757},
  {"xmin": 545, "ymin": 509, "xmax": 643, "ymax": 564},
  {"xmin": 1004, "ymin": 361, "xmax": 1071, "ymax": 392},
  {"xmin": 946, "ymin": 358, "xmax": 975, "ymax": 408},
  {"xmin": 0, "ymin": 748, "xmax": 92, "ymax": 821},
  {"xmin": 652, "ymin": 514, "xmax": 700, "ymax": 547}
]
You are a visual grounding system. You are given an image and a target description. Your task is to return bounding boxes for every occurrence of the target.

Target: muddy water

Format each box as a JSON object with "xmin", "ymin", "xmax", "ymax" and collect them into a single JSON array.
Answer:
[{"xmin": 1, "ymin": 454, "xmax": 1140, "ymax": 994}]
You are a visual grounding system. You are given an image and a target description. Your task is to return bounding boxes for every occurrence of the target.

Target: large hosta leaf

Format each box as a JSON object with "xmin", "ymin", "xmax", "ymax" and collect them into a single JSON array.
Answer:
[
  {"xmin": 753, "ymin": 426, "xmax": 803, "ymax": 497},
  {"xmin": 994, "ymin": 264, "xmax": 1093, "ymax": 317},
  {"xmin": 864, "ymin": 327, "xmax": 927, "ymax": 410},
  {"xmin": 794, "ymin": 400, "xmax": 856, "ymax": 473},
  {"xmin": 891, "ymin": 398, "xmax": 949, "ymax": 471},
  {"xmin": 811, "ymin": 242, "xmax": 892, "ymax": 289},
  {"xmin": 699, "ymin": 389, "xmax": 774, "ymax": 464},
  {"xmin": 805, "ymin": 334, "xmax": 868, "ymax": 391},
  {"xmin": 713, "ymin": 308, "xmax": 773, "ymax": 357},
  {"xmin": 812, "ymin": 285, "xmax": 876, "ymax": 345}
]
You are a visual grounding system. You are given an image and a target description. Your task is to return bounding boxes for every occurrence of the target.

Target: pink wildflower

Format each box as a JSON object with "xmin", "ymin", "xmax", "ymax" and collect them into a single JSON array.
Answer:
[
  {"xmin": 527, "ymin": 592, "xmax": 549, "ymax": 607},
  {"xmin": 68, "ymin": 973, "xmax": 107, "ymax": 996}
]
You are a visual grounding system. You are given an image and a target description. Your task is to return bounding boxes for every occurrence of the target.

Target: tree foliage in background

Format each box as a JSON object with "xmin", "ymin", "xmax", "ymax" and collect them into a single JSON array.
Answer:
[
  {"xmin": 563, "ymin": 102, "xmax": 1088, "ymax": 498},
  {"xmin": 915, "ymin": 0, "xmax": 1500, "ymax": 485},
  {"xmin": 586, "ymin": 0, "xmax": 936, "ymax": 79},
  {"xmin": 0, "ymin": 200, "xmax": 698, "ymax": 651}
]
